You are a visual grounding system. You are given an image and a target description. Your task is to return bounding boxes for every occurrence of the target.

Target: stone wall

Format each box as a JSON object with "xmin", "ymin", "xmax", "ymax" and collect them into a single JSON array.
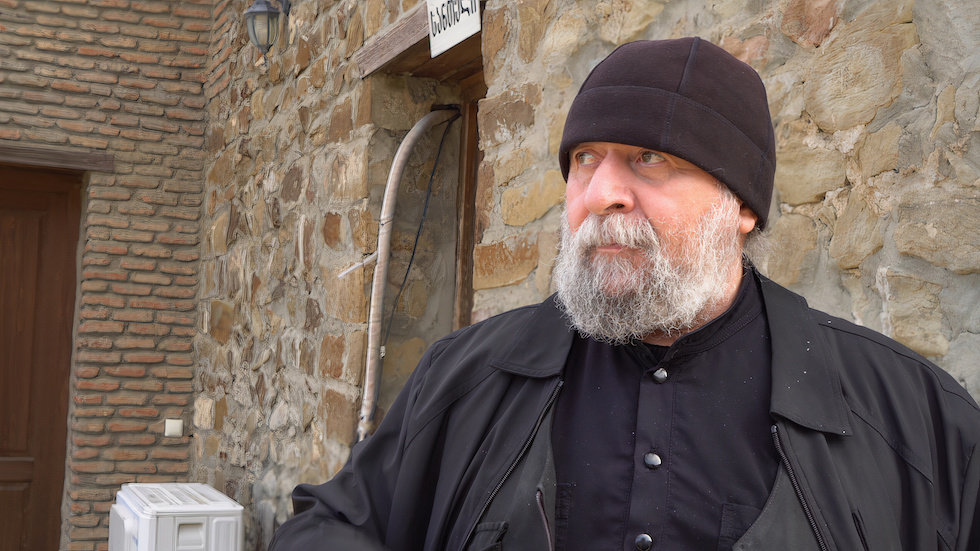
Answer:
[
  {"xmin": 195, "ymin": 0, "xmax": 466, "ymax": 546},
  {"xmin": 472, "ymin": 0, "xmax": 980, "ymax": 382},
  {"xmin": 0, "ymin": 0, "xmax": 210, "ymax": 548},
  {"xmin": 196, "ymin": 0, "xmax": 980, "ymax": 549}
]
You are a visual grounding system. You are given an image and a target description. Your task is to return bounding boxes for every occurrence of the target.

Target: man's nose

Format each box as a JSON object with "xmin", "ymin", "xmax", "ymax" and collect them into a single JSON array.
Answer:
[{"xmin": 583, "ymin": 157, "xmax": 635, "ymax": 216}]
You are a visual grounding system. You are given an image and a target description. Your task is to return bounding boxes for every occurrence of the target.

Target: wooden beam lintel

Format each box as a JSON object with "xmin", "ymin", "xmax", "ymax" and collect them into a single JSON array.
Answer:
[
  {"xmin": 0, "ymin": 142, "xmax": 114, "ymax": 173},
  {"xmin": 355, "ymin": 3, "xmax": 429, "ymax": 78}
]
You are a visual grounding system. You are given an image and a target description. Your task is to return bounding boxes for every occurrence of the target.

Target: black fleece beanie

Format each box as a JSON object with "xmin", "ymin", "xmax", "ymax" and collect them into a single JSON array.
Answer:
[{"xmin": 559, "ymin": 37, "xmax": 776, "ymax": 228}]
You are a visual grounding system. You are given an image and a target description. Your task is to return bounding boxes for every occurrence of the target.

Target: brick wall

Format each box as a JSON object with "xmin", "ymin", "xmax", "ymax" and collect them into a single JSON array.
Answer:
[{"xmin": 0, "ymin": 0, "xmax": 210, "ymax": 548}]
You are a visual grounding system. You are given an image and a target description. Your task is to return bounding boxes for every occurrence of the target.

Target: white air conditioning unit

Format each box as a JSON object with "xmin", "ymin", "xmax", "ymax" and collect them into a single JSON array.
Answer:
[{"xmin": 109, "ymin": 483, "xmax": 244, "ymax": 551}]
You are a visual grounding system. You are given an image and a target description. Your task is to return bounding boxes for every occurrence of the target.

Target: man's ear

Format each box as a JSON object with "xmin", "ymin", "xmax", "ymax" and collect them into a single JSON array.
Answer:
[{"xmin": 738, "ymin": 204, "xmax": 758, "ymax": 235}]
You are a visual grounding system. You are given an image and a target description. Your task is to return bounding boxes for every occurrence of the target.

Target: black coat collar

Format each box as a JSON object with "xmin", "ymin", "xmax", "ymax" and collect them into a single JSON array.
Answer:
[{"xmin": 489, "ymin": 276, "xmax": 852, "ymax": 436}]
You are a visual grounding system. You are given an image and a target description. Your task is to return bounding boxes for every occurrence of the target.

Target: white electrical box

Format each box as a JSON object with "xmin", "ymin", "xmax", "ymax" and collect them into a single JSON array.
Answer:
[{"xmin": 109, "ymin": 483, "xmax": 244, "ymax": 551}]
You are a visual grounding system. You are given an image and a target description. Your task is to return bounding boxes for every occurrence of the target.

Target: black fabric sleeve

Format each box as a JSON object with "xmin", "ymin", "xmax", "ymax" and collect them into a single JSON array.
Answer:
[{"xmin": 954, "ymin": 443, "xmax": 980, "ymax": 551}]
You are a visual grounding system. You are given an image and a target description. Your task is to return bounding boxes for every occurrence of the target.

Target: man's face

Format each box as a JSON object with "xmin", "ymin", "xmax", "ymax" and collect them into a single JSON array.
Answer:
[
  {"xmin": 554, "ymin": 142, "xmax": 758, "ymax": 344},
  {"xmin": 564, "ymin": 142, "xmax": 756, "ymax": 263}
]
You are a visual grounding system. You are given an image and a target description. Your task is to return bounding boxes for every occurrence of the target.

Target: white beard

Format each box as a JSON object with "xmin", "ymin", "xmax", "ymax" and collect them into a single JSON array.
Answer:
[{"xmin": 553, "ymin": 193, "xmax": 745, "ymax": 344}]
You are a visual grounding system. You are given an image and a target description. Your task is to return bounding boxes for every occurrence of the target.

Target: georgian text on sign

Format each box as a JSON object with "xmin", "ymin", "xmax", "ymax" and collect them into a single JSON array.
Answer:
[{"xmin": 426, "ymin": 0, "xmax": 481, "ymax": 58}]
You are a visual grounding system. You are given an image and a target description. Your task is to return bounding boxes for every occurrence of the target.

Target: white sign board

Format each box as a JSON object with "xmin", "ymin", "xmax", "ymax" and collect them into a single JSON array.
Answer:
[{"xmin": 426, "ymin": 0, "xmax": 481, "ymax": 58}]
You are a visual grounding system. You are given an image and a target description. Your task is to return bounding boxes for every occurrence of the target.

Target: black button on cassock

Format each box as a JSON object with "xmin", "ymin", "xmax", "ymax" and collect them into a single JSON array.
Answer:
[
  {"xmin": 635, "ymin": 533, "xmax": 653, "ymax": 550},
  {"xmin": 643, "ymin": 452, "xmax": 662, "ymax": 469},
  {"xmin": 653, "ymin": 368, "xmax": 667, "ymax": 383}
]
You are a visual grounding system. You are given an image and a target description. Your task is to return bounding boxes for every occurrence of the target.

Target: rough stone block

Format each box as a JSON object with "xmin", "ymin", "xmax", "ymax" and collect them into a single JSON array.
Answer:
[
  {"xmin": 348, "ymin": 207, "xmax": 378, "ymax": 255},
  {"xmin": 945, "ymin": 333, "xmax": 980, "ymax": 398},
  {"xmin": 209, "ymin": 300, "xmax": 234, "ymax": 344},
  {"xmin": 322, "ymin": 212, "xmax": 343, "ymax": 249},
  {"xmin": 781, "ymin": 0, "xmax": 840, "ymax": 47},
  {"xmin": 857, "ymin": 123, "xmax": 901, "ymax": 179},
  {"xmin": 775, "ymin": 131, "xmax": 847, "ymax": 205},
  {"xmin": 501, "ymin": 169, "xmax": 565, "ymax": 226},
  {"xmin": 877, "ymin": 268, "xmax": 949, "ymax": 357},
  {"xmin": 541, "ymin": 7, "xmax": 586, "ymax": 64},
  {"xmin": 765, "ymin": 213, "xmax": 817, "ymax": 286},
  {"xmin": 322, "ymin": 265, "xmax": 368, "ymax": 323},
  {"xmin": 478, "ymin": 84, "xmax": 541, "ymax": 149},
  {"xmin": 326, "ymin": 148, "xmax": 369, "ymax": 201},
  {"xmin": 473, "ymin": 232, "xmax": 539, "ymax": 290},
  {"xmin": 894, "ymin": 189, "xmax": 980, "ymax": 274},
  {"xmin": 828, "ymin": 190, "xmax": 883, "ymax": 269},
  {"xmin": 317, "ymin": 389, "xmax": 358, "ymax": 447},
  {"xmin": 318, "ymin": 334, "xmax": 345, "ymax": 380},
  {"xmin": 328, "ymin": 96, "xmax": 354, "ymax": 143},
  {"xmin": 802, "ymin": 2, "xmax": 916, "ymax": 132}
]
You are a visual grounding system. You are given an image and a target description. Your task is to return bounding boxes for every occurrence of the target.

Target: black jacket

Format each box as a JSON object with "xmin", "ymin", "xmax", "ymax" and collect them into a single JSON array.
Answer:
[{"xmin": 269, "ymin": 277, "xmax": 980, "ymax": 550}]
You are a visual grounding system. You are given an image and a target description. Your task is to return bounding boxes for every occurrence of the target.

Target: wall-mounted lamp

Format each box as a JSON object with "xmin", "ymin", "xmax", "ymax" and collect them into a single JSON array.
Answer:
[{"xmin": 245, "ymin": 0, "xmax": 292, "ymax": 54}]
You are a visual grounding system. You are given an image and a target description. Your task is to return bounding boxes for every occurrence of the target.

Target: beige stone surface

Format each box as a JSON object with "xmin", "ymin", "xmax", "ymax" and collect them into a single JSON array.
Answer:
[
  {"xmin": 517, "ymin": 0, "xmax": 551, "ymax": 62},
  {"xmin": 349, "ymin": 206, "xmax": 379, "ymax": 254},
  {"xmin": 478, "ymin": 84, "xmax": 542, "ymax": 148},
  {"xmin": 945, "ymin": 333, "xmax": 980, "ymax": 397},
  {"xmin": 542, "ymin": 8, "xmax": 588, "ymax": 63},
  {"xmin": 365, "ymin": 0, "xmax": 387, "ymax": 37},
  {"xmin": 501, "ymin": 169, "xmax": 565, "ymax": 226},
  {"xmin": 210, "ymin": 209, "xmax": 230, "ymax": 255},
  {"xmin": 317, "ymin": 390, "xmax": 359, "ymax": 446},
  {"xmin": 594, "ymin": 0, "xmax": 666, "ymax": 44},
  {"xmin": 492, "ymin": 147, "xmax": 534, "ymax": 187},
  {"xmin": 720, "ymin": 35, "xmax": 769, "ymax": 69},
  {"xmin": 802, "ymin": 2, "xmax": 917, "ymax": 132},
  {"xmin": 318, "ymin": 334, "xmax": 345, "ymax": 379},
  {"xmin": 193, "ymin": 397, "xmax": 214, "ymax": 430},
  {"xmin": 857, "ymin": 123, "xmax": 901, "ymax": 179},
  {"xmin": 209, "ymin": 300, "xmax": 234, "ymax": 344},
  {"xmin": 945, "ymin": 150, "xmax": 980, "ymax": 187},
  {"xmin": 894, "ymin": 190, "xmax": 980, "ymax": 274},
  {"xmin": 535, "ymin": 230, "xmax": 560, "ymax": 295},
  {"xmin": 367, "ymin": 76, "xmax": 429, "ymax": 131},
  {"xmin": 766, "ymin": 213, "xmax": 818, "ymax": 286},
  {"xmin": 828, "ymin": 190, "xmax": 884, "ymax": 269},
  {"xmin": 327, "ymin": 148, "xmax": 370, "ymax": 201},
  {"xmin": 878, "ymin": 269, "xmax": 949, "ymax": 357},
  {"xmin": 322, "ymin": 266, "xmax": 369, "ymax": 323},
  {"xmin": 328, "ymin": 96, "xmax": 354, "ymax": 143},
  {"xmin": 473, "ymin": 232, "xmax": 539, "ymax": 289},
  {"xmin": 774, "ymin": 134, "xmax": 847, "ymax": 205},
  {"xmin": 931, "ymin": 85, "xmax": 957, "ymax": 140},
  {"xmin": 481, "ymin": 6, "xmax": 509, "ymax": 84},
  {"xmin": 781, "ymin": 0, "xmax": 840, "ymax": 47},
  {"xmin": 344, "ymin": 10, "xmax": 365, "ymax": 59}
]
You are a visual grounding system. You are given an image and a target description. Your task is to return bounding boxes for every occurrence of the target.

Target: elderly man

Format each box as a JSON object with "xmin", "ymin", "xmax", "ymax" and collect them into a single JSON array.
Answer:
[{"xmin": 270, "ymin": 38, "xmax": 980, "ymax": 550}]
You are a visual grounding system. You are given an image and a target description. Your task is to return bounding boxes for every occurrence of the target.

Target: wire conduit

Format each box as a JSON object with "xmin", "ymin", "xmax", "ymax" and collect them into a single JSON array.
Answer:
[{"xmin": 356, "ymin": 107, "xmax": 459, "ymax": 442}]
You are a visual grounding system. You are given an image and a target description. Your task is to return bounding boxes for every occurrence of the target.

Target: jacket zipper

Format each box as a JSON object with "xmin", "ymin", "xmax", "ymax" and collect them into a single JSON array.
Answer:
[
  {"xmin": 460, "ymin": 379, "xmax": 564, "ymax": 550},
  {"xmin": 536, "ymin": 489, "xmax": 554, "ymax": 551},
  {"xmin": 771, "ymin": 424, "xmax": 829, "ymax": 551}
]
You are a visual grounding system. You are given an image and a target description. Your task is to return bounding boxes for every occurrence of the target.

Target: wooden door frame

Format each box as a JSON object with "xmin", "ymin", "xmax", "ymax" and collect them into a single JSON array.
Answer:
[
  {"xmin": 0, "ymin": 143, "xmax": 113, "ymax": 173},
  {"xmin": 354, "ymin": 5, "xmax": 486, "ymax": 331},
  {"xmin": 0, "ymin": 149, "xmax": 101, "ymax": 550}
]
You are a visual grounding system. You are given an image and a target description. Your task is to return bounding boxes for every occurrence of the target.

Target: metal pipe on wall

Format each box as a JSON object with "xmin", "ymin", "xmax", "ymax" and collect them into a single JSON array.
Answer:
[{"xmin": 356, "ymin": 107, "xmax": 460, "ymax": 442}]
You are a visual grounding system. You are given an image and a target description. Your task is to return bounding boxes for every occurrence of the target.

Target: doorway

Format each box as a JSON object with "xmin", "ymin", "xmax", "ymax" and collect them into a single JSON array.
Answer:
[{"xmin": 0, "ymin": 164, "xmax": 81, "ymax": 550}]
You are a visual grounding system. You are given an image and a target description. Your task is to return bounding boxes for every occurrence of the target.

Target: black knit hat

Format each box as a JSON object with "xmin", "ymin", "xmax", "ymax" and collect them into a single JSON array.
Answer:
[{"xmin": 559, "ymin": 37, "xmax": 776, "ymax": 228}]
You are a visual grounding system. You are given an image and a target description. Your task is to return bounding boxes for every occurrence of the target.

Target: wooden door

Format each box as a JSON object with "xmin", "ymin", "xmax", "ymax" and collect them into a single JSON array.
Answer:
[{"xmin": 0, "ymin": 165, "xmax": 80, "ymax": 551}]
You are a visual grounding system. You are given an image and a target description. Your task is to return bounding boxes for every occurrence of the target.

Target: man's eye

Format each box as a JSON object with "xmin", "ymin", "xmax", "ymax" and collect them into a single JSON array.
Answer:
[
  {"xmin": 639, "ymin": 151, "xmax": 665, "ymax": 164},
  {"xmin": 574, "ymin": 151, "xmax": 597, "ymax": 165}
]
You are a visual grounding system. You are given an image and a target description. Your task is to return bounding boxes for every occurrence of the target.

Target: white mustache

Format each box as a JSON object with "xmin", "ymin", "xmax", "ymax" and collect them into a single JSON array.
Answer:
[{"xmin": 574, "ymin": 214, "xmax": 661, "ymax": 251}]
